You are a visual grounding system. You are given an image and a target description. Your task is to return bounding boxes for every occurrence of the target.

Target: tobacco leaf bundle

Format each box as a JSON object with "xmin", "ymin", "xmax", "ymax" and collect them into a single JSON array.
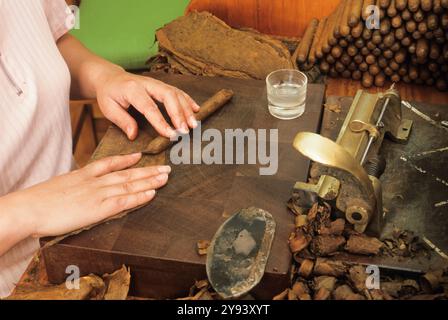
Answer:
[{"xmin": 154, "ymin": 11, "xmax": 294, "ymax": 80}]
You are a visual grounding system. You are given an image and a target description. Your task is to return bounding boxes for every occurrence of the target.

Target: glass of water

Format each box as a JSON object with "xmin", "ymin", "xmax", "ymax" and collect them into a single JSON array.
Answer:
[{"xmin": 266, "ymin": 69, "xmax": 308, "ymax": 120}]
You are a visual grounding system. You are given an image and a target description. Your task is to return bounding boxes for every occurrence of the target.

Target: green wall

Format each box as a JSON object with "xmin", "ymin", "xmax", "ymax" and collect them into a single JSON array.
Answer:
[{"xmin": 70, "ymin": 0, "xmax": 190, "ymax": 70}]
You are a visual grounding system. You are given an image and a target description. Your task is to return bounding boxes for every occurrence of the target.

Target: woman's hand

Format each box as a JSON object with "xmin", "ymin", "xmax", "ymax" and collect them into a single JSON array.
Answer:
[
  {"xmin": 95, "ymin": 68, "xmax": 200, "ymax": 140},
  {"xmin": 0, "ymin": 153, "xmax": 169, "ymax": 255}
]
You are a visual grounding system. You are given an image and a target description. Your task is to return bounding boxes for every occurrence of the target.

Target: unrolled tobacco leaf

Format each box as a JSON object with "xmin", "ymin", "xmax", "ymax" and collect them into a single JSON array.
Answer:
[
  {"xmin": 103, "ymin": 266, "xmax": 131, "ymax": 300},
  {"xmin": 345, "ymin": 234, "xmax": 384, "ymax": 255},
  {"xmin": 197, "ymin": 240, "xmax": 211, "ymax": 256}
]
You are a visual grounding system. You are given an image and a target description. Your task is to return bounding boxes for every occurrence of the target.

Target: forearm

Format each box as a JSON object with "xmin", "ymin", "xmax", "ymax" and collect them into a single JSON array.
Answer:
[
  {"xmin": 56, "ymin": 33, "xmax": 124, "ymax": 100},
  {"xmin": 0, "ymin": 194, "xmax": 35, "ymax": 257}
]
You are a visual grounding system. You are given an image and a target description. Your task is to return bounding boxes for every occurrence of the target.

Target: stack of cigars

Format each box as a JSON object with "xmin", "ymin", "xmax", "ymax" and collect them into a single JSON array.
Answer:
[{"xmin": 294, "ymin": 0, "xmax": 448, "ymax": 91}]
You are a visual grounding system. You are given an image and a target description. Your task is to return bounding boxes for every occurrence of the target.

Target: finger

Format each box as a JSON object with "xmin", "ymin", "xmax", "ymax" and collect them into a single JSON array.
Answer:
[
  {"xmin": 125, "ymin": 82, "xmax": 177, "ymax": 138},
  {"xmin": 183, "ymin": 92, "xmax": 201, "ymax": 113},
  {"xmin": 100, "ymin": 189, "xmax": 157, "ymax": 216},
  {"xmin": 100, "ymin": 98, "xmax": 138, "ymax": 140},
  {"xmin": 102, "ymin": 174, "xmax": 169, "ymax": 198},
  {"xmin": 177, "ymin": 92, "xmax": 198, "ymax": 129},
  {"xmin": 98, "ymin": 165, "xmax": 171, "ymax": 186},
  {"xmin": 162, "ymin": 91, "xmax": 189, "ymax": 134},
  {"xmin": 83, "ymin": 153, "xmax": 142, "ymax": 177}
]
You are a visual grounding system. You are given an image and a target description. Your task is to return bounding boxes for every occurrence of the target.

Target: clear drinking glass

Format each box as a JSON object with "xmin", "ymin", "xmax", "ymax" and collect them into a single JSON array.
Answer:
[{"xmin": 266, "ymin": 69, "xmax": 308, "ymax": 120}]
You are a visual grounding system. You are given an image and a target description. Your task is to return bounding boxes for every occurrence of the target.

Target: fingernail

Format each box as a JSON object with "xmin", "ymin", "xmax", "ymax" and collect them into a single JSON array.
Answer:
[
  {"xmin": 131, "ymin": 152, "xmax": 142, "ymax": 158},
  {"xmin": 158, "ymin": 166, "xmax": 171, "ymax": 174},
  {"xmin": 145, "ymin": 190, "xmax": 156, "ymax": 196},
  {"xmin": 167, "ymin": 127, "xmax": 177, "ymax": 138},
  {"xmin": 180, "ymin": 123, "xmax": 189, "ymax": 134},
  {"xmin": 127, "ymin": 126, "xmax": 134, "ymax": 137},
  {"xmin": 156, "ymin": 173, "xmax": 168, "ymax": 182},
  {"xmin": 189, "ymin": 116, "xmax": 198, "ymax": 128}
]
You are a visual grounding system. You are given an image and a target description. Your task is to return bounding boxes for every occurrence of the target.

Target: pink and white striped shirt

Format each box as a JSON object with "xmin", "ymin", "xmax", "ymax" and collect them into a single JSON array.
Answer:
[{"xmin": 0, "ymin": 0, "xmax": 73, "ymax": 297}]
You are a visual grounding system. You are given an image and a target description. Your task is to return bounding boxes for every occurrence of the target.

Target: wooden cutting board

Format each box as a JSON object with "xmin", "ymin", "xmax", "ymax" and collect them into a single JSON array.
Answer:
[{"xmin": 41, "ymin": 73, "xmax": 325, "ymax": 299}]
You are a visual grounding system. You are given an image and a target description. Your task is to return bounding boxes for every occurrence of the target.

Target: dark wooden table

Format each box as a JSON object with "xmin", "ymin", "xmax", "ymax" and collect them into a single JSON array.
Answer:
[{"xmin": 41, "ymin": 73, "xmax": 325, "ymax": 299}]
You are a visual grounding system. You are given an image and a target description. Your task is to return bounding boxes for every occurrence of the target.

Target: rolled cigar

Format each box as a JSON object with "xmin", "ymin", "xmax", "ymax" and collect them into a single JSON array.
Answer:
[
  {"xmin": 418, "ymin": 21, "xmax": 428, "ymax": 34},
  {"xmin": 354, "ymin": 54, "xmax": 364, "ymax": 64},
  {"xmin": 442, "ymin": 0, "xmax": 448, "ymax": 8},
  {"xmin": 388, "ymin": 0, "xmax": 398, "ymax": 16},
  {"xmin": 390, "ymin": 60, "xmax": 400, "ymax": 70},
  {"xmin": 443, "ymin": 43, "xmax": 448, "ymax": 60},
  {"xmin": 430, "ymin": 43, "xmax": 441, "ymax": 59},
  {"xmin": 342, "ymin": 70, "xmax": 352, "ymax": 78},
  {"xmin": 360, "ymin": 62, "xmax": 369, "ymax": 71},
  {"xmin": 339, "ymin": 38, "xmax": 349, "ymax": 48},
  {"xmin": 355, "ymin": 38, "xmax": 366, "ymax": 48},
  {"xmin": 326, "ymin": 54, "xmax": 337, "ymax": 64},
  {"xmin": 391, "ymin": 73, "xmax": 401, "ymax": 82},
  {"xmin": 372, "ymin": 30, "xmax": 383, "ymax": 44},
  {"xmin": 384, "ymin": 66, "xmax": 394, "ymax": 76},
  {"xmin": 398, "ymin": 65, "xmax": 408, "ymax": 76},
  {"xmin": 314, "ymin": 18, "xmax": 327, "ymax": 60},
  {"xmin": 395, "ymin": 48, "xmax": 408, "ymax": 62},
  {"xmin": 341, "ymin": 52, "xmax": 352, "ymax": 65},
  {"xmin": 374, "ymin": 72, "xmax": 386, "ymax": 86},
  {"xmin": 391, "ymin": 42, "xmax": 401, "ymax": 52},
  {"xmin": 372, "ymin": 48, "xmax": 382, "ymax": 56},
  {"xmin": 379, "ymin": 0, "xmax": 386, "ymax": 18},
  {"xmin": 367, "ymin": 40, "xmax": 377, "ymax": 50},
  {"xmin": 406, "ymin": 20, "xmax": 417, "ymax": 33},
  {"xmin": 366, "ymin": 54, "xmax": 376, "ymax": 64},
  {"xmin": 379, "ymin": 56, "xmax": 388, "ymax": 68},
  {"xmin": 361, "ymin": 47, "xmax": 371, "ymax": 55},
  {"xmin": 333, "ymin": 0, "xmax": 347, "ymax": 39},
  {"xmin": 383, "ymin": 33, "xmax": 395, "ymax": 47},
  {"xmin": 427, "ymin": 14, "xmax": 439, "ymax": 30},
  {"xmin": 408, "ymin": 42, "xmax": 417, "ymax": 53},
  {"xmin": 380, "ymin": 0, "xmax": 392, "ymax": 7},
  {"xmin": 335, "ymin": 61, "xmax": 346, "ymax": 73},
  {"xmin": 421, "ymin": 0, "xmax": 433, "ymax": 11},
  {"xmin": 401, "ymin": 8, "xmax": 412, "ymax": 20},
  {"xmin": 340, "ymin": 0, "xmax": 353, "ymax": 37},
  {"xmin": 395, "ymin": 26, "xmax": 407, "ymax": 39},
  {"xmin": 384, "ymin": 49, "xmax": 395, "ymax": 58},
  {"xmin": 402, "ymin": 75, "xmax": 412, "ymax": 83},
  {"xmin": 320, "ymin": 61, "xmax": 331, "ymax": 73},
  {"xmin": 380, "ymin": 18, "xmax": 392, "ymax": 34},
  {"xmin": 362, "ymin": 28, "xmax": 373, "ymax": 40},
  {"xmin": 396, "ymin": 0, "xmax": 408, "ymax": 10},
  {"xmin": 348, "ymin": 61, "xmax": 357, "ymax": 71},
  {"xmin": 349, "ymin": 0, "xmax": 363, "ymax": 27},
  {"xmin": 442, "ymin": 14, "xmax": 448, "ymax": 29},
  {"xmin": 352, "ymin": 70, "xmax": 362, "ymax": 80},
  {"xmin": 322, "ymin": 15, "xmax": 334, "ymax": 53},
  {"xmin": 391, "ymin": 15, "xmax": 403, "ymax": 28},
  {"xmin": 425, "ymin": 31, "xmax": 434, "ymax": 39},
  {"xmin": 433, "ymin": 0, "xmax": 443, "ymax": 13},
  {"xmin": 362, "ymin": 72, "xmax": 374, "ymax": 87},
  {"xmin": 329, "ymin": 67, "xmax": 339, "ymax": 77},
  {"xmin": 328, "ymin": 5, "xmax": 343, "ymax": 47},
  {"xmin": 347, "ymin": 45, "xmax": 359, "ymax": 56},
  {"xmin": 369, "ymin": 63, "xmax": 381, "ymax": 75},
  {"xmin": 419, "ymin": 67, "xmax": 431, "ymax": 81},
  {"xmin": 428, "ymin": 62, "xmax": 440, "ymax": 72},
  {"xmin": 434, "ymin": 28, "xmax": 444, "ymax": 38},
  {"xmin": 413, "ymin": 9, "xmax": 424, "ymax": 22},
  {"xmin": 412, "ymin": 31, "xmax": 422, "ymax": 39},
  {"xmin": 143, "ymin": 89, "xmax": 234, "ymax": 155},
  {"xmin": 426, "ymin": 78, "xmax": 435, "ymax": 86},
  {"xmin": 351, "ymin": 21, "xmax": 364, "ymax": 38},
  {"xmin": 294, "ymin": 18, "xmax": 319, "ymax": 64},
  {"xmin": 331, "ymin": 46, "xmax": 343, "ymax": 58},
  {"xmin": 416, "ymin": 38, "xmax": 429, "ymax": 62},
  {"xmin": 409, "ymin": 65, "xmax": 419, "ymax": 79},
  {"xmin": 408, "ymin": 0, "xmax": 420, "ymax": 12},
  {"xmin": 401, "ymin": 35, "xmax": 412, "ymax": 46}
]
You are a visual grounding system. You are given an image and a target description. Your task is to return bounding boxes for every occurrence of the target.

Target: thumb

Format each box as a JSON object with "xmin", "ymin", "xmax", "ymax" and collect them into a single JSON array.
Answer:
[{"xmin": 100, "ymin": 98, "xmax": 138, "ymax": 140}]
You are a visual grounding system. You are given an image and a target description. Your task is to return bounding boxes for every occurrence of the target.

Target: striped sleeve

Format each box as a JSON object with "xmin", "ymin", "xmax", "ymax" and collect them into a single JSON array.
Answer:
[{"xmin": 40, "ymin": 0, "xmax": 74, "ymax": 41}]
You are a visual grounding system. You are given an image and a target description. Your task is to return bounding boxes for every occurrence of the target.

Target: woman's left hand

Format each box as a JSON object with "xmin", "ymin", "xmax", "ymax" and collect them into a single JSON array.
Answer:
[{"xmin": 95, "ymin": 69, "xmax": 200, "ymax": 140}]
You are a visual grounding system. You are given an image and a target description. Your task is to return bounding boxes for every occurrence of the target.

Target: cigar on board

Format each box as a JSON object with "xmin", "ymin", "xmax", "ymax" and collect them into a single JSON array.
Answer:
[{"xmin": 141, "ymin": 89, "xmax": 234, "ymax": 155}]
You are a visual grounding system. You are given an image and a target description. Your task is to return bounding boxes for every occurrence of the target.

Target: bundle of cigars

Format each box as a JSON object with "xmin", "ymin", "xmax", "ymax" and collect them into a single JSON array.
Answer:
[{"xmin": 294, "ymin": 0, "xmax": 448, "ymax": 91}]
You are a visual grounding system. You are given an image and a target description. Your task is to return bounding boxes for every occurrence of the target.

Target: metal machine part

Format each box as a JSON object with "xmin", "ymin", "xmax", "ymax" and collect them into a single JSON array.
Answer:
[{"xmin": 292, "ymin": 85, "xmax": 413, "ymax": 236}]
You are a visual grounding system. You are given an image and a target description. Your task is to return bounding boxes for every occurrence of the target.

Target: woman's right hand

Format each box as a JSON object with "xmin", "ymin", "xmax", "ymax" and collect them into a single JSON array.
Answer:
[{"xmin": 0, "ymin": 153, "xmax": 169, "ymax": 255}]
